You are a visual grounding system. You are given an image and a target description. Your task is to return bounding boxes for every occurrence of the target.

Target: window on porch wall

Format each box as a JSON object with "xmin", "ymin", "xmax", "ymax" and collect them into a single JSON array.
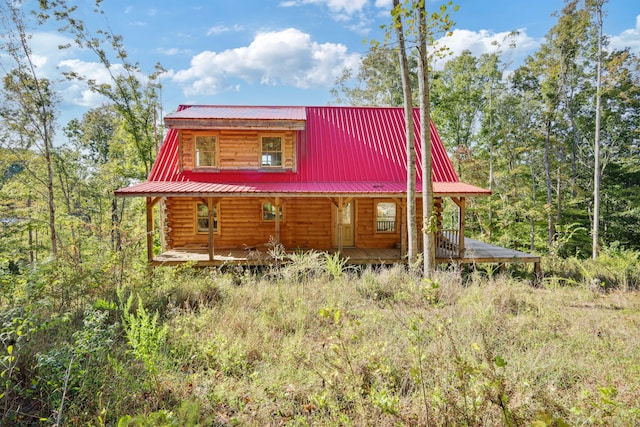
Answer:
[
  {"xmin": 376, "ymin": 201, "xmax": 396, "ymax": 233},
  {"xmin": 262, "ymin": 203, "xmax": 284, "ymax": 222},
  {"xmin": 196, "ymin": 202, "xmax": 219, "ymax": 233}
]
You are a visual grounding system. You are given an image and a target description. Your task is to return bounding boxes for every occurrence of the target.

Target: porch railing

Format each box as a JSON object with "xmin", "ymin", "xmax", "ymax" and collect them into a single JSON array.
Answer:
[
  {"xmin": 376, "ymin": 220, "xmax": 396, "ymax": 232},
  {"xmin": 436, "ymin": 229, "xmax": 461, "ymax": 258}
]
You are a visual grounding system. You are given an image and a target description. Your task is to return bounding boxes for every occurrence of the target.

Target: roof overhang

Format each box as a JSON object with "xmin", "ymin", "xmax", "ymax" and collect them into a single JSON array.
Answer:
[
  {"xmin": 115, "ymin": 181, "xmax": 491, "ymax": 198},
  {"xmin": 164, "ymin": 105, "xmax": 307, "ymax": 131},
  {"xmin": 164, "ymin": 119, "xmax": 306, "ymax": 131}
]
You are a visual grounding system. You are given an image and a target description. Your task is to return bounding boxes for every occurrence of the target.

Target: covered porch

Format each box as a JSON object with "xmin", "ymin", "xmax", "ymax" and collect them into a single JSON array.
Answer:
[{"xmin": 150, "ymin": 238, "xmax": 541, "ymax": 273}]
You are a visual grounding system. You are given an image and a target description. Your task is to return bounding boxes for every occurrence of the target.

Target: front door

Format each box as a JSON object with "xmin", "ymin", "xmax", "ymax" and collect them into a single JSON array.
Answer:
[{"xmin": 332, "ymin": 201, "xmax": 355, "ymax": 247}]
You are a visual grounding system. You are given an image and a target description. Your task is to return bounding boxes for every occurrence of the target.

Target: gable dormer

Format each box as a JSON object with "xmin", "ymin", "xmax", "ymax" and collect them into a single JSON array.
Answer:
[{"xmin": 164, "ymin": 106, "xmax": 305, "ymax": 173}]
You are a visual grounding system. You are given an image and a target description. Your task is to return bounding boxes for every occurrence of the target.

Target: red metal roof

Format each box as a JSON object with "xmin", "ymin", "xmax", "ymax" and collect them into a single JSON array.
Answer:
[
  {"xmin": 116, "ymin": 105, "xmax": 490, "ymax": 197},
  {"xmin": 165, "ymin": 105, "xmax": 306, "ymax": 121}
]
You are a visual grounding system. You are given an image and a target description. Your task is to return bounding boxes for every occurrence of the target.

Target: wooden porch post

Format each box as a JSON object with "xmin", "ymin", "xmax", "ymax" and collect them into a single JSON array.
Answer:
[
  {"xmin": 337, "ymin": 197, "xmax": 344, "ymax": 253},
  {"xmin": 146, "ymin": 197, "xmax": 154, "ymax": 263},
  {"xmin": 207, "ymin": 197, "xmax": 215, "ymax": 261},
  {"xmin": 400, "ymin": 198, "xmax": 407, "ymax": 257},
  {"xmin": 274, "ymin": 196, "xmax": 281, "ymax": 245},
  {"xmin": 160, "ymin": 197, "xmax": 166, "ymax": 253},
  {"xmin": 146, "ymin": 197, "xmax": 162, "ymax": 263},
  {"xmin": 459, "ymin": 197, "xmax": 466, "ymax": 257}
]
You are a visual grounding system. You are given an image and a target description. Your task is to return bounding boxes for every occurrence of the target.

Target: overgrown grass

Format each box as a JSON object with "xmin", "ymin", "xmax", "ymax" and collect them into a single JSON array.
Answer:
[{"xmin": 1, "ymin": 251, "xmax": 639, "ymax": 425}]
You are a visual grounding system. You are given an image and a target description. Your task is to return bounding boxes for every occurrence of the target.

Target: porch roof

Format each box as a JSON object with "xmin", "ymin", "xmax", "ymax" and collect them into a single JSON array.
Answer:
[{"xmin": 114, "ymin": 180, "xmax": 490, "ymax": 198}]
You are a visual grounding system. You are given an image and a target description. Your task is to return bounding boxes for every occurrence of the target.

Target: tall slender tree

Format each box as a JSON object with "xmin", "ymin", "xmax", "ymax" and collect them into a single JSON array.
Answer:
[
  {"xmin": 392, "ymin": 0, "xmax": 418, "ymax": 265},
  {"xmin": 0, "ymin": 0, "xmax": 59, "ymax": 257},
  {"xmin": 591, "ymin": 0, "xmax": 604, "ymax": 259}
]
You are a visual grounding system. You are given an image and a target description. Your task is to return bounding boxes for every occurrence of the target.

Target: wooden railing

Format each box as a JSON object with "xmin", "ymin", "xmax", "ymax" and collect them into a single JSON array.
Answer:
[
  {"xmin": 436, "ymin": 229, "xmax": 461, "ymax": 258},
  {"xmin": 376, "ymin": 220, "xmax": 396, "ymax": 232}
]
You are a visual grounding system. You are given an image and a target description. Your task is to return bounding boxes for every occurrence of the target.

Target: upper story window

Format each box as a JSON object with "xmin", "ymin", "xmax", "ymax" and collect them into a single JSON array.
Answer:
[
  {"xmin": 376, "ymin": 201, "xmax": 397, "ymax": 233},
  {"xmin": 261, "ymin": 136, "xmax": 283, "ymax": 167},
  {"xmin": 195, "ymin": 135, "xmax": 217, "ymax": 168}
]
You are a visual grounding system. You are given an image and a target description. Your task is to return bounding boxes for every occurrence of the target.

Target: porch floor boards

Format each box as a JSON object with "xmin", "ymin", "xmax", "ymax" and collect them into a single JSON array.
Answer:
[{"xmin": 151, "ymin": 238, "xmax": 540, "ymax": 267}]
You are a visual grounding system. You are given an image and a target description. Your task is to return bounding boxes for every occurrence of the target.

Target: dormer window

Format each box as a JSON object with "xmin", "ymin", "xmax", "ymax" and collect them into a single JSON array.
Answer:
[
  {"xmin": 195, "ymin": 134, "xmax": 217, "ymax": 168},
  {"xmin": 261, "ymin": 136, "xmax": 283, "ymax": 167}
]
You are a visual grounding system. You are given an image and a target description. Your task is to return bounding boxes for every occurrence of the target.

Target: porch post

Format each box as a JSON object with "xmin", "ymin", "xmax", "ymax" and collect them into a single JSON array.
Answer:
[
  {"xmin": 160, "ymin": 197, "xmax": 166, "ymax": 253},
  {"xmin": 337, "ymin": 197, "xmax": 344, "ymax": 253},
  {"xmin": 146, "ymin": 197, "xmax": 154, "ymax": 263},
  {"xmin": 207, "ymin": 197, "xmax": 215, "ymax": 261},
  {"xmin": 274, "ymin": 196, "xmax": 281, "ymax": 245},
  {"xmin": 459, "ymin": 197, "xmax": 466, "ymax": 257},
  {"xmin": 400, "ymin": 198, "xmax": 407, "ymax": 257},
  {"xmin": 146, "ymin": 197, "xmax": 162, "ymax": 263}
]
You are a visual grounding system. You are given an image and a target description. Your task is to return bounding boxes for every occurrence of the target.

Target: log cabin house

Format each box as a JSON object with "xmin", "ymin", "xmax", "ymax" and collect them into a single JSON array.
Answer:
[{"xmin": 115, "ymin": 105, "xmax": 540, "ymax": 271}]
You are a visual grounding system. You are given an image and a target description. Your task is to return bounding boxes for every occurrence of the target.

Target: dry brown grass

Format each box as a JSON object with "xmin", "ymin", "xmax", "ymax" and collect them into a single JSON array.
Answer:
[{"xmin": 147, "ymin": 260, "xmax": 640, "ymax": 426}]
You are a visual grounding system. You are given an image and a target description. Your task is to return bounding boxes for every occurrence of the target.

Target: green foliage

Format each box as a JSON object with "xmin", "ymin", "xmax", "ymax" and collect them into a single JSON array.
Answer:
[
  {"xmin": 324, "ymin": 252, "xmax": 350, "ymax": 281},
  {"xmin": 120, "ymin": 291, "xmax": 168, "ymax": 399},
  {"xmin": 118, "ymin": 400, "xmax": 212, "ymax": 427}
]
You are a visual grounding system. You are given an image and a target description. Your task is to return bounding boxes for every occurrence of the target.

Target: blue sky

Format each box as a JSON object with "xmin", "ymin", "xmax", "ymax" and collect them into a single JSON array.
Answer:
[{"xmin": 10, "ymin": 0, "xmax": 640, "ymax": 125}]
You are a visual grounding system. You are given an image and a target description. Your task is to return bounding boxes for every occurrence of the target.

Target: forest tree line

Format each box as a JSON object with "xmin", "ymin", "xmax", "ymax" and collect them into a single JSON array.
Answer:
[
  {"xmin": 0, "ymin": 0, "xmax": 639, "ymax": 272},
  {"xmin": 333, "ymin": 0, "xmax": 640, "ymax": 259}
]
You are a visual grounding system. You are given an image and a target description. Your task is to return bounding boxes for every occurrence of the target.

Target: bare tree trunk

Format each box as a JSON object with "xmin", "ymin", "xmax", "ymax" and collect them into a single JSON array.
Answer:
[
  {"xmin": 592, "ymin": 0, "xmax": 603, "ymax": 260},
  {"xmin": 544, "ymin": 121, "xmax": 554, "ymax": 246},
  {"xmin": 393, "ymin": 0, "xmax": 417, "ymax": 265},
  {"xmin": 417, "ymin": 2, "xmax": 435, "ymax": 277}
]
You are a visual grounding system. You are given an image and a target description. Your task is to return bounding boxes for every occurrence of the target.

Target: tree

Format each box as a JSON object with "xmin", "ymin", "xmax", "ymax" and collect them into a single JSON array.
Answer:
[
  {"xmin": 0, "ymin": 0, "xmax": 60, "ymax": 257},
  {"xmin": 40, "ymin": 0, "xmax": 163, "ymax": 179},
  {"xmin": 392, "ymin": 0, "xmax": 419, "ymax": 265},
  {"xmin": 331, "ymin": 47, "xmax": 415, "ymax": 107},
  {"xmin": 591, "ymin": 0, "xmax": 604, "ymax": 259}
]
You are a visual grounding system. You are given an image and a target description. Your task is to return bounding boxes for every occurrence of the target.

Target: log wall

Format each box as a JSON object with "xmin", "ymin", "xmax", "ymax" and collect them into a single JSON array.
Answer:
[
  {"xmin": 165, "ymin": 197, "xmax": 334, "ymax": 250},
  {"xmin": 180, "ymin": 130, "xmax": 296, "ymax": 171},
  {"xmin": 164, "ymin": 197, "xmax": 412, "ymax": 251},
  {"xmin": 355, "ymin": 199, "xmax": 401, "ymax": 249}
]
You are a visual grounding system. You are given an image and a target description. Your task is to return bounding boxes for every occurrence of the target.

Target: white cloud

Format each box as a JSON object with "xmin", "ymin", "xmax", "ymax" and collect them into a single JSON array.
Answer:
[
  {"xmin": 173, "ymin": 28, "xmax": 361, "ymax": 96},
  {"xmin": 57, "ymin": 59, "xmax": 151, "ymax": 108},
  {"xmin": 281, "ymin": 0, "xmax": 368, "ymax": 18},
  {"xmin": 29, "ymin": 32, "xmax": 77, "ymax": 75},
  {"xmin": 206, "ymin": 24, "xmax": 244, "ymax": 36},
  {"xmin": 155, "ymin": 47, "xmax": 181, "ymax": 56},
  {"xmin": 374, "ymin": 0, "xmax": 391, "ymax": 8},
  {"xmin": 433, "ymin": 28, "xmax": 539, "ymax": 69},
  {"xmin": 609, "ymin": 14, "xmax": 640, "ymax": 54}
]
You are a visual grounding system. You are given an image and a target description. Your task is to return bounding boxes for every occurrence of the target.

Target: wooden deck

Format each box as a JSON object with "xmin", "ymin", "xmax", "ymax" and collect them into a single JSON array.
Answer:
[{"xmin": 152, "ymin": 238, "xmax": 540, "ymax": 269}]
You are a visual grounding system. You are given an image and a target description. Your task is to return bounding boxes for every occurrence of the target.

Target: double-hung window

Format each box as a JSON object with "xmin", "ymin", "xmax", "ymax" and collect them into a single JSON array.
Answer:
[
  {"xmin": 196, "ymin": 202, "xmax": 219, "ymax": 233},
  {"xmin": 261, "ymin": 136, "xmax": 283, "ymax": 167},
  {"xmin": 195, "ymin": 135, "xmax": 217, "ymax": 168},
  {"xmin": 376, "ymin": 201, "xmax": 397, "ymax": 233}
]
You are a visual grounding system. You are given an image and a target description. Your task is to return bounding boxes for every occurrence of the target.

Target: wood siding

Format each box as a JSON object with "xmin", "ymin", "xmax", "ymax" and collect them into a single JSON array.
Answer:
[
  {"xmin": 180, "ymin": 130, "xmax": 296, "ymax": 171},
  {"xmin": 355, "ymin": 199, "xmax": 401, "ymax": 249},
  {"xmin": 165, "ymin": 197, "xmax": 333, "ymax": 250},
  {"xmin": 164, "ymin": 197, "xmax": 413, "ymax": 251}
]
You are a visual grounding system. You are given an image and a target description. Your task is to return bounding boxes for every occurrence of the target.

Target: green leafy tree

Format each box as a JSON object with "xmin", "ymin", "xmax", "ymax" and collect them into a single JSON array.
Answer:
[
  {"xmin": 0, "ymin": 0, "xmax": 60, "ymax": 257},
  {"xmin": 331, "ymin": 47, "xmax": 416, "ymax": 107},
  {"xmin": 40, "ymin": 0, "xmax": 164, "ymax": 179}
]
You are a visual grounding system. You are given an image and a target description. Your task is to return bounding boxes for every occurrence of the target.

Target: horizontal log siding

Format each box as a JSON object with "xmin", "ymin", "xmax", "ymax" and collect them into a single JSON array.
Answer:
[
  {"xmin": 165, "ymin": 197, "xmax": 423, "ymax": 251},
  {"xmin": 280, "ymin": 198, "xmax": 332, "ymax": 249},
  {"xmin": 180, "ymin": 130, "xmax": 296, "ymax": 171},
  {"xmin": 355, "ymin": 199, "xmax": 401, "ymax": 249},
  {"xmin": 165, "ymin": 197, "xmax": 332, "ymax": 250}
]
